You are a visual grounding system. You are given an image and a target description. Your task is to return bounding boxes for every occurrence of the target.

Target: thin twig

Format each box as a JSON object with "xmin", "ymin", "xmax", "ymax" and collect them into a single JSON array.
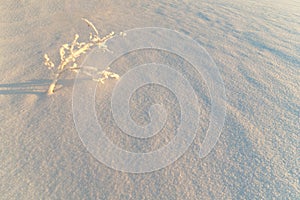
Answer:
[
  {"xmin": 82, "ymin": 18, "xmax": 99, "ymax": 35},
  {"xmin": 44, "ymin": 18, "xmax": 120, "ymax": 95}
]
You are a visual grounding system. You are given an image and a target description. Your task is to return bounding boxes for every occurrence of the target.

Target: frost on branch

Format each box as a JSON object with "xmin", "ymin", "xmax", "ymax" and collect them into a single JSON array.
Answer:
[{"xmin": 44, "ymin": 18, "xmax": 120, "ymax": 95}]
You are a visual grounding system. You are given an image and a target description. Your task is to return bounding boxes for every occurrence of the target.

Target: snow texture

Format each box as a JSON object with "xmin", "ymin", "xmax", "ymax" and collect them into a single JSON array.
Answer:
[{"xmin": 0, "ymin": 0, "xmax": 299, "ymax": 199}]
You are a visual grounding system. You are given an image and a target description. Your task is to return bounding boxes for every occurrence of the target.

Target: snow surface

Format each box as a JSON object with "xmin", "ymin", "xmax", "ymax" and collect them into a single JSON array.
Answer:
[{"xmin": 1, "ymin": 0, "xmax": 299, "ymax": 199}]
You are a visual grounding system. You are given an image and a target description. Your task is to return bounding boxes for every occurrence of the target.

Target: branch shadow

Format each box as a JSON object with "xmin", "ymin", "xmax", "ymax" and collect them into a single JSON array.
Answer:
[{"xmin": 0, "ymin": 79, "xmax": 75, "ymax": 95}]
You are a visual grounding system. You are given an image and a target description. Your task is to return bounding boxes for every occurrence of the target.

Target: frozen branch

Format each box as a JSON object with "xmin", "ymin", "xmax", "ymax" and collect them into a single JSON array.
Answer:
[{"xmin": 44, "ymin": 18, "xmax": 120, "ymax": 95}]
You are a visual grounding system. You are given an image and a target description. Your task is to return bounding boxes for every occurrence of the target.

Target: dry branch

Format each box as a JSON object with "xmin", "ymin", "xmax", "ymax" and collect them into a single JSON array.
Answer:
[{"xmin": 44, "ymin": 18, "xmax": 120, "ymax": 95}]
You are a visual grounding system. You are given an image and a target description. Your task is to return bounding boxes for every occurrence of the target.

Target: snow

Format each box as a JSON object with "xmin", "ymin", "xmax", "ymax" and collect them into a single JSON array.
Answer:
[{"xmin": 1, "ymin": 0, "xmax": 299, "ymax": 199}]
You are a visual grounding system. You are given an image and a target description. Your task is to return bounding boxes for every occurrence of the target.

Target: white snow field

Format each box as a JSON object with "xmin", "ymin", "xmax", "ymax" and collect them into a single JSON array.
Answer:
[{"xmin": 1, "ymin": 0, "xmax": 299, "ymax": 199}]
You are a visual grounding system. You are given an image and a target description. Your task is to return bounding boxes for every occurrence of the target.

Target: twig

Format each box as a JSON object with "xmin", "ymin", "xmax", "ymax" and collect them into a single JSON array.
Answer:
[
  {"xmin": 44, "ymin": 18, "xmax": 120, "ymax": 95},
  {"xmin": 81, "ymin": 18, "xmax": 99, "ymax": 35}
]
